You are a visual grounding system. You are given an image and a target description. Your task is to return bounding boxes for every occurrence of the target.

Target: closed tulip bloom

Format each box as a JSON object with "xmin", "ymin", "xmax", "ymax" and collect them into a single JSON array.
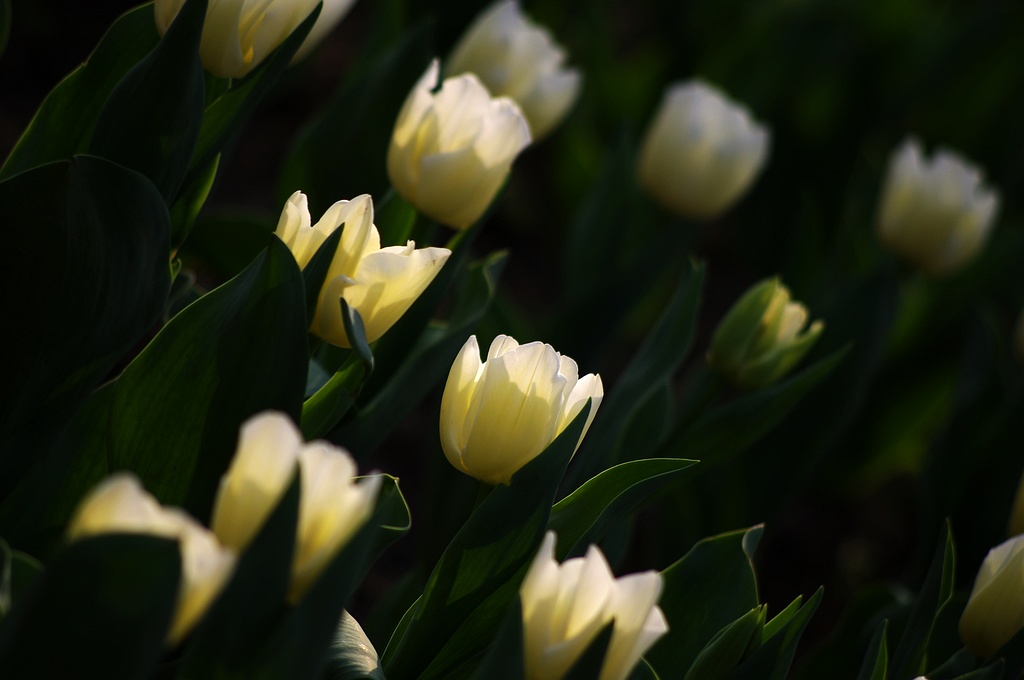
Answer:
[
  {"xmin": 637, "ymin": 80, "xmax": 769, "ymax": 220},
  {"xmin": 960, "ymin": 535, "xmax": 1024, "ymax": 659},
  {"xmin": 68, "ymin": 474, "xmax": 236, "ymax": 645},
  {"xmin": 387, "ymin": 60, "xmax": 532, "ymax": 230},
  {"xmin": 446, "ymin": 1, "xmax": 581, "ymax": 139},
  {"xmin": 275, "ymin": 191, "xmax": 450, "ymax": 347},
  {"xmin": 877, "ymin": 138, "xmax": 999, "ymax": 276},
  {"xmin": 290, "ymin": 443, "xmax": 382, "ymax": 601},
  {"xmin": 520, "ymin": 532, "xmax": 668, "ymax": 680},
  {"xmin": 154, "ymin": 0, "xmax": 351, "ymax": 79},
  {"xmin": 440, "ymin": 335, "xmax": 602, "ymax": 486},
  {"xmin": 707, "ymin": 278, "xmax": 823, "ymax": 390}
]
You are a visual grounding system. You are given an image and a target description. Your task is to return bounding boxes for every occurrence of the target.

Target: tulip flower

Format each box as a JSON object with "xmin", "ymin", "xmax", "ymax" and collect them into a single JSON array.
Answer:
[
  {"xmin": 387, "ymin": 60, "xmax": 532, "ymax": 230},
  {"xmin": 445, "ymin": 1, "xmax": 581, "ymax": 139},
  {"xmin": 637, "ymin": 80, "xmax": 770, "ymax": 220},
  {"xmin": 154, "ymin": 0, "xmax": 355, "ymax": 79},
  {"xmin": 707, "ymin": 278, "xmax": 823, "ymax": 390},
  {"xmin": 210, "ymin": 411, "xmax": 381, "ymax": 601},
  {"xmin": 439, "ymin": 335, "xmax": 602, "ymax": 486},
  {"xmin": 877, "ymin": 138, "xmax": 999, "ymax": 276},
  {"xmin": 274, "ymin": 191, "xmax": 450, "ymax": 347},
  {"xmin": 67, "ymin": 474, "xmax": 236, "ymax": 645},
  {"xmin": 520, "ymin": 531, "xmax": 668, "ymax": 680},
  {"xmin": 960, "ymin": 535, "xmax": 1024, "ymax": 659}
]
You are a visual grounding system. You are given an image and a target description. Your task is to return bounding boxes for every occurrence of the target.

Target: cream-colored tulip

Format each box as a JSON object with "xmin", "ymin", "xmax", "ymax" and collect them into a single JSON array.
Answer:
[
  {"xmin": 440, "ymin": 335, "xmax": 602, "ymax": 486},
  {"xmin": 877, "ymin": 138, "xmax": 999, "ymax": 276},
  {"xmin": 387, "ymin": 60, "xmax": 532, "ymax": 230},
  {"xmin": 707, "ymin": 278, "xmax": 823, "ymax": 390},
  {"xmin": 211, "ymin": 411, "xmax": 381, "ymax": 601},
  {"xmin": 520, "ymin": 532, "xmax": 668, "ymax": 680},
  {"xmin": 637, "ymin": 80, "xmax": 769, "ymax": 220},
  {"xmin": 68, "ymin": 474, "xmax": 236, "ymax": 645},
  {"xmin": 274, "ymin": 191, "xmax": 450, "ymax": 347},
  {"xmin": 960, "ymin": 535, "xmax": 1024, "ymax": 659},
  {"xmin": 290, "ymin": 443, "xmax": 382, "ymax": 601},
  {"xmin": 446, "ymin": 1, "xmax": 581, "ymax": 139},
  {"xmin": 154, "ymin": 0, "xmax": 352, "ymax": 79}
]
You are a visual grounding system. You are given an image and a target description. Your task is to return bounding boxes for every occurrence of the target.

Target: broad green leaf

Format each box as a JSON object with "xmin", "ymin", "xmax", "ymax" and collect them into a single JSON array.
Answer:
[
  {"xmin": 855, "ymin": 620, "xmax": 888, "ymax": 680},
  {"xmin": 381, "ymin": 404, "xmax": 593, "ymax": 679},
  {"xmin": 323, "ymin": 611, "xmax": 387, "ymax": 680},
  {"xmin": 0, "ymin": 6, "xmax": 159, "ymax": 179},
  {"xmin": 566, "ymin": 261, "xmax": 704, "ymax": 488},
  {"xmin": 548, "ymin": 458, "xmax": 697, "ymax": 559},
  {"xmin": 302, "ymin": 360, "xmax": 367, "ymax": 440},
  {"xmin": 665, "ymin": 346, "xmax": 848, "ymax": 466},
  {"xmin": 186, "ymin": 4, "xmax": 321, "ymax": 179},
  {"xmin": 725, "ymin": 588, "xmax": 822, "ymax": 680},
  {"xmin": 890, "ymin": 521, "xmax": 955, "ymax": 679},
  {"xmin": 341, "ymin": 300, "xmax": 375, "ymax": 375},
  {"xmin": 647, "ymin": 525, "xmax": 761, "ymax": 676},
  {"xmin": 169, "ymin": 154, "xmax": 220, "ymax": 249},
  {"xmin": 103, "ymin": 237, "xmax": 308, "ymax": 517},
  {"xmin": 181, "ymin": 212, "xmax": 275, "ymax": 279},
  {"xmin": 684, "ymin": 607, "xmax": 765, "ymax": 680},
  {"xmin": 301, "ymin": 228, "xmax": 343, "ymax": 325},
  {"xmin": 278, "ymin": 20, "xmax": 434, "ymax": 204},
  {"xmin": 0, "ymin": 535, "xmax": 179, "ymax": 678},
  {"xmin": 0, "ymin": 157, "xmax": 170, "ymax": 491},
  {"xmin": 88, "ymin": 0, "xmax": 206, "ymax": 202},
  {"xmin": 470, "ymin": 597, "xmax": 526, "ymax": 680},
  {"xmin": 336, "ymin": 251, "xmax": 506, "ymax": 455}
]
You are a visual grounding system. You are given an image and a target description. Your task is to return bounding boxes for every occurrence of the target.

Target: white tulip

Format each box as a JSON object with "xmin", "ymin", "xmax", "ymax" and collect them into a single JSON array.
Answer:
[{"xmin": 960, "ymin": 534, "xmax": 1024, "ymax": 659}]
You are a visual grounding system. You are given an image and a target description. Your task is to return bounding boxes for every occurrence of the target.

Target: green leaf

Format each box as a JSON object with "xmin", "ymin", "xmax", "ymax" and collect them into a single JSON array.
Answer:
[
  {"xmin": 0, "ymin": 539, "xmax": 41, "ymax": 620},
  {"xmin": 278, "ymin": 20, "xmax": 434, "ymax": 204},
  {"xmin": 301, "ymin": 227, "xmax": 343, "ymax": 326},
  {"xmin": 647, "ymin": 525, "xmax": 761, "ymax": 677},
  {"xmin": 566, "ymin": 261, "xmax": 705, "ymax": 488},
  {"xmin": 0, "ymin": 157, "xmax": 171, "ymax": 490},
  {"xmin": 683, "ymin": 607, "xmax": 765, "ymax": 680},
  {"xmin": 342, "ymin": 300, "xmax": 375, "ymax": 375},
  {"xmin": 101, "ymin": 237, "xmax": 308, "ymax": 517},
  {"xmin": 855, "ymin": 620, "xmax": 888, "ymax": 680},
  {"xmin": 0, "ymin": 6, "xmax": 159, "ymax": 179},
  {"xmin": 337, "ymin": 251, "xmax": 506, "ymax": 455},
  {"xmin": 88, "ymin": 0, "xmax": 206, "ymax": 202},
  {"xmin": 381, "ymin": 403, "xmax": 594, "ymax": 680},
  {"xmin": 301, "ymin": 360, "xmax": 367, "ymax": 440},
  {"xmin": 665, "ymin": 346, "xmax": 848, "ymax": 467},
  {"xmin": 323, "ymin": 611, "xmax": 387, "ymax": 680},
  {"xmin": 725, "ymin": 588, "xmax": 822, "ymax": 680},
  {"xmin": 890, "ymin": 521, "xmax": 956, "ymax": 679},
  {"xmin": 564, "ymin": 623, "xmax": 615, "ymax": 680},
  {"xmin": 470, "ymin": 597, "xmax": 526, "ymax": 680},
  {"xmin": 186, "ymin": 4, "xmax": 321, "ymax": 179},
  {"xmin": 178, "ymin": 473, "xmax": 300, "ymax": 678},
  {"xmin": 0, "ymin": 535, "xmax": 179, "ymax": 678},
  {"xmin": 169, "ymin": 154, "xmax": 220, "ymax": 249},
  {"xmin": 548, "ymin": 458, "xmax": 697, "ymax": 559}
]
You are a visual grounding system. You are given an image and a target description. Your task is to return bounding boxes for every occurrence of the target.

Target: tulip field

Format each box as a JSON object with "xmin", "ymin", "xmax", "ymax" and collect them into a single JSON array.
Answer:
[{"xmin": 1, "ymin": 1, "xmax": 1023, "ymax": 679}]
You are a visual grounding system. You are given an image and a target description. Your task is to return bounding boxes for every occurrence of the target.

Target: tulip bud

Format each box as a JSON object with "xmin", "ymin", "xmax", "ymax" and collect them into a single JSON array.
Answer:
[
  {"xmin": 210, "ymin": 411, "xmax": 381, "ymax": 601},
  {"xmin": 154, "ymin": 0, "xmax": 353, "ymax": 79},
  {"xmin": 274, "ymin": 191, "xmax": 450, "ymax": 347},
  {"xmin": 68, "ymin": 474, "xmax": 236, "ymax": 645},
  {"xmin": 960, "ymin": 535, "xmax": 1024, "ymax": 659},
  {"xmin": 445, "ymin": 1, "xmax": 581, "ymax": 139},
  {"xmin": 440, "ymin": 335, "xmax": 603, "ymax": 486},
  {"xmin": 877, "ymin": 138, "xmax": 999, "ymax": 276},
  {"xmin": 637, "ymin": 80, "xmax": 769, "ymax": 220},
  {"xmin": 520, "ymin": 532, "xmax": 668, "ymax": 680},
  {"xmin": 387, "ymin": 60, "xmax": 532, "ymax": 230},
  {"xmin": 707, "ymin": 278, "xmax": 823, "ymax": 390}
]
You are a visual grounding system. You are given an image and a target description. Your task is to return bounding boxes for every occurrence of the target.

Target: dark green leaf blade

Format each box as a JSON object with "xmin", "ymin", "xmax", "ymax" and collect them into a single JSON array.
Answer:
[{"xmin": 855, "ymin": 620, "xmax": 888, "ymax": 680}]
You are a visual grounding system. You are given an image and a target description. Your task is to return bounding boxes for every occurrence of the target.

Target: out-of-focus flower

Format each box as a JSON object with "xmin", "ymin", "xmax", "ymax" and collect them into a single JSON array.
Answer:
[
  {"xmin": 439, "ymin": 335, "xmax": 602, "ymax": 486},
  {"xmin": 274, "ymin": 191, "xmax": 450, "ymax": 347},
  {"xmin": 387, "ymin": 60, "xmax": 531, "ymax": 230},
  {"xmin": 707, "ymin": 278, "xmax": 823, "ymax": 390},
  {"xmin": 637, "ymin": 80, "xmax": 769, "ymax": 220},
  {"xmin": 210, "ymin": 411, "xmax": 381, "ymax": 601},
  {"xmin": 290, "ymin": 442, "xmax": 382, "ymax": 601},
  {"xmin": 68, "ymin": 474, "xmax": 236, "ymax": 645},
  {"xmin": 154, "ymin": 0, "xmax": 352, "ymax": 79},
  {"xmin": 960, "ymin": 535, "xmax": 1024, "ymax": 659},
  {"xmin": 445, "ymin": 0, "xmax": 580, "ymax": 139},
  {"xmin": 520, "ymin": 531, "xmax": 668, "ymax": 680},
  {"xmin": 877, "ymin": 138, "xmax": 999, "ymax": 276}
]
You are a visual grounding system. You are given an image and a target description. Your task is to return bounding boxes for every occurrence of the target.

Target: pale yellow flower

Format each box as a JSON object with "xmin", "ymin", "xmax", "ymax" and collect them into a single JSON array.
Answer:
[{"xmin": 960, "ymin": 535, "xmax": 1024, "ymax": 659}]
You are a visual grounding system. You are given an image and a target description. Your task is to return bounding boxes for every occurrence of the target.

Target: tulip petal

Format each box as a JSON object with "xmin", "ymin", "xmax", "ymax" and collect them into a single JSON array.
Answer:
[{"xmin": 440, "ymin": 336, "xmax": 485, "ymax": 470}]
